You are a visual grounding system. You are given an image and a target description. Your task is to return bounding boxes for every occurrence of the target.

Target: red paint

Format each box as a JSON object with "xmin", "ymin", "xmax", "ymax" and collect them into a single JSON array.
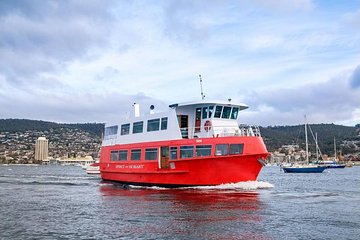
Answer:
[{"xmin": 100, "ymin": 136, "xmax": 268, "ymax": 187}]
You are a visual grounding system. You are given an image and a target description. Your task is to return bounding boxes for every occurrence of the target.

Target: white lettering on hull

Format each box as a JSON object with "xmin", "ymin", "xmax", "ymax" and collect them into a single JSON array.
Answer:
[{"xmin": 115, "ymin": 164, "xmax": 144, "ymax": 169}]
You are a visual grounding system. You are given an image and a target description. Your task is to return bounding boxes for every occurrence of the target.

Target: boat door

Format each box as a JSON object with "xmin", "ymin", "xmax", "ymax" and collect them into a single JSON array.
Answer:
[
  {"xmin": 195, "ymin": 108, "xmax": 201, "ymax": 133},
  {"xmin": 177, "ymin": 115, "xmax": 188, "ymax": 138},
  {"xmin": 160, "ymin": 146, "xmax": 169, "ymax": 169}
]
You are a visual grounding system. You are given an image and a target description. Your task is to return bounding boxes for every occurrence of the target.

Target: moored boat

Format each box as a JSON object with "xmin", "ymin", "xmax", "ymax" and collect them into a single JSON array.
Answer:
[
  {"xmin": 283, "ymin": 164, "xmax": 326, "ymax": 173},
  {"xmin": 99, "ymin": 100, "xmax": 269, "ymax": 187},
  {"xmin": 323, "ymin": 137, "xmax": 346, "ymax": 169},
  {"xmin": 318, "ymin": 160, "xmax": 346, "ymax": 169},
  {"xmin": 86, "ymin": 162, "xmax": 100, "ymax": 174},
  {"xmin": 282, "ymin": 119, "xmax": 326, "ymax": 173}
]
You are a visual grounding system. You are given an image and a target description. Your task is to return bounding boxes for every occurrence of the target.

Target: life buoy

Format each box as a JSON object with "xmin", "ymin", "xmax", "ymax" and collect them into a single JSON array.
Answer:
[{"xmin": 204, "ymin": 120, "xmax": 212, "ymax": 132}]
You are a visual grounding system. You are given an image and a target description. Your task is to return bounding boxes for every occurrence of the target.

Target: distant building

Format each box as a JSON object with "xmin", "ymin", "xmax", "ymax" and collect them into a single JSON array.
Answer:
[
  {"xmin": 35, "ymin": 137, "xmax": 48, "ymax": 161},
  {"xmin": 42, "ymin": 155, "xmax": 95, "ymax": 166}
]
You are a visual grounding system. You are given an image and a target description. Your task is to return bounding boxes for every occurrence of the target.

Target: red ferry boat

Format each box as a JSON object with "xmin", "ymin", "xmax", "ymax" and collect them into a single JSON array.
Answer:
[{"xmin": 99, "ymin": 100, "xmax": 268, "ymax": 187}]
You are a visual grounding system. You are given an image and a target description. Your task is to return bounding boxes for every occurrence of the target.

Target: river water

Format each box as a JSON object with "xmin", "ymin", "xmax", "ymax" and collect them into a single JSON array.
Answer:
[{"xmin": 0, "ymin": 165, "xmax": 359, "ymax": 240}]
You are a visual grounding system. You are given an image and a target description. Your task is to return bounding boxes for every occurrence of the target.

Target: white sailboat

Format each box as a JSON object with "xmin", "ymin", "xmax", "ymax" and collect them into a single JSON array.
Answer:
[
  {"xmin": 323, "ymin": 137, "xmax": 346, "ymax": 168},
  {"xmin": 282, "ymin": 119, "xmax": 326, "ymax": 173}
]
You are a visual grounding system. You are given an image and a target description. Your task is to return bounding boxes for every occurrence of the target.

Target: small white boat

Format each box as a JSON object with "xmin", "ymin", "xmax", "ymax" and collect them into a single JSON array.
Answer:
[{"xmin": 86, "ymin": 162, "xmax": 100, "ymax": 174}]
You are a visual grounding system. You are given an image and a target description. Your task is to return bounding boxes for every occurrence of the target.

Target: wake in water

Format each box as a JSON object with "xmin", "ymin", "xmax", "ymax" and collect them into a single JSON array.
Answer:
[
  {"xmin": 129, "ymin": 181, "xmax": 274, "ymax": 191},
  {"xmin": 187, "ymin": 181, "xmax": 274, "ymax": 190}
]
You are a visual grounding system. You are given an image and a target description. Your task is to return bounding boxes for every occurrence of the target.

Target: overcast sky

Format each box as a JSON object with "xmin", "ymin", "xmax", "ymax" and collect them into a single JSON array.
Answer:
[{"xmin": 0, "ymin": 0, "xmax": 359, "ymax": 126}]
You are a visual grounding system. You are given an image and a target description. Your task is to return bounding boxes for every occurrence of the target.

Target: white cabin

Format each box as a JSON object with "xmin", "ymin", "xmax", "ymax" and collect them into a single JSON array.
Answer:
[{"xmin": 102, "ymin": 100, "xmax": 260, "ymax": 146}]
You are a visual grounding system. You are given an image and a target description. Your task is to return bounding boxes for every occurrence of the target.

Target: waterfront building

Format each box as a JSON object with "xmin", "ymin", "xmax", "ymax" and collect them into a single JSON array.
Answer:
[
  {"xmin": 42, "ymin": 155, "xmax": 95, "ymax": 167},
  {"xmin": 35, "ymin": 137, "xmax": 48, "ymax": 161}
]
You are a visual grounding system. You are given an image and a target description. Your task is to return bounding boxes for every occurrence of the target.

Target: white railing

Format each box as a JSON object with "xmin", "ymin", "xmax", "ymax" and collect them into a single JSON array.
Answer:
[
  {"xmin": 180, "ymin": 124, "xmax": 261, "ymax": 139},
  {"xmin": 238, "ymin": 124, "xmax": 262, "ymax": 137}
]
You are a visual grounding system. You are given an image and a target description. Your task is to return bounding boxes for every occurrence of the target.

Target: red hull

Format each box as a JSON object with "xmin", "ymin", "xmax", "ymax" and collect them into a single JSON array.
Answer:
[{"xmin": 100, "ymin": 136, "xmax": 268, "ymax": 187}]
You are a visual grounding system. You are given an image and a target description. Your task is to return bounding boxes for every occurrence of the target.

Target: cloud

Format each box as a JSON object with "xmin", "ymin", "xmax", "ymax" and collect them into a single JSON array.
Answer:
[
  {"xmin": 0, "ymin": 0, "xmax": 359, "ymax": 127},
  {"xmin": 0, "ymin": 0, "xmax": 116, "ymax": 88},
  {"xmin": 0, "ymin": 90, "xmax": 166, "ymax": 123},
  {"xmin": 239, "ymin": 66, "xmax": 360, "ymax": 126},
  {"xmin": 344, "ymin": 8, "xmax": 360, "ymax": 28},
  {"xmin": 350, "ymin": 65, "xmax": 360, "ymax": 88},
  {"xmin": 254, "ymin": 0, "xmax": 314, "ymax": 12}
]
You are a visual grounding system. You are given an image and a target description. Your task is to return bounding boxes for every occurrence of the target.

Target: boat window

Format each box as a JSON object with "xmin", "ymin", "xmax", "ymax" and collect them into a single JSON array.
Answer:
[
  {"xmin": 105, "ymin": 125, "xmax": 118, "ymax": 136},
  {"xmin": 161, "ymin": 117, "xmax": 168, "ymax": 130},
  {"xmin": 202, "ymin": 107, "xmax": 208, "ymax": 119},
  {"xmin": 110, "ymin": 151, "xmax": 119, "ymax": 161},
  {"xmin": 221, "ymin": 106, "xmax": 232, "ymax": 119},
  {"xmin": 196, "ymin": 145, "xmax": 212, "ymax": 157},
  {"xmin": 133, "ymin": 121, "xmax": 143, "ymax": 134},
  {"xmin": 170, "ymin": 147, "xmax": 178, "ymax": 160},
  {"xmin": 208, "ymin": 106, "xmax": 214, "ymax": 118},
  {"xmin": 214, "ymin": 106, "xmax": 223, "ymax": 118},
  {"xmin": 145, "ymin": 148, "xmax": 158, "ymax": 160},
  {"xmin": 119, "ymin": 150, "xmax": 128, "ymax": 160},
  {"xmin": 230, "ymin": 144, "xmax": 244, "ymax": 155},
  {"xmin": 121, "ymin": 123, "xmax": 130, "ymax": 135},
  {"xmin": 230, "ymin": 107, "xmax": 239, "ymax": 119},
  {"xmin": 131, "ymin": 149, "xmax": 141, "ymax": 160},
  {"xmin": 215, "ymin": 144, "xmax": 228, "ymax": 156},
  {"xmin": 195, "ymin": 108, "xmax": 201, "ymax": 133},
  {"xmin": 147, "ymin": 118, "xmax": 160, "ymax": 132},
  {"xmin": 180, "ymin": 146, "xmax": 194, "ymax": 159},
  {"xmin": 179, "ymin": 115, "xmax": 189, "ymax": 138}
]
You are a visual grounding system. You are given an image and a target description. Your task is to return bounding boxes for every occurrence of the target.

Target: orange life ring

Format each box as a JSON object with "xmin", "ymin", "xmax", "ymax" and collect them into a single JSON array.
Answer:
[{"xmin": 204, "ymin": 120, "xmax": 212, "ymax": 132}]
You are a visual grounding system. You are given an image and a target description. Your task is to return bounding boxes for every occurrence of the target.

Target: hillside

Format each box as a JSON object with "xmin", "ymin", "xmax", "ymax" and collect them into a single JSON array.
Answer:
[
  {"xmin": 260, "ymin": 124, "xmax": 359, "ymax": 154},
  {"xmin": 0, "ymin": 119, "xmax": 104, "ymax": 136},
  {"xmin": 0, "ymin": 119, "xmax": 359, "ymax": 155}
]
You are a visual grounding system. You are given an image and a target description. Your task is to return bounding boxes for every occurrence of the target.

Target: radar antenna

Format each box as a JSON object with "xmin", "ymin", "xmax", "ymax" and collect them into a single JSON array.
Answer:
[{"xmin": 199, "ymin": 74, "xmax": 205, "ymax": 100}]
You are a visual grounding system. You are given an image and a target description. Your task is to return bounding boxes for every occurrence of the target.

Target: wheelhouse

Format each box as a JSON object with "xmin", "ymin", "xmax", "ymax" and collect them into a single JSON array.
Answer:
[{"xmin": 102, "ymin": 100, "xmax": 260, "ymax": 147}]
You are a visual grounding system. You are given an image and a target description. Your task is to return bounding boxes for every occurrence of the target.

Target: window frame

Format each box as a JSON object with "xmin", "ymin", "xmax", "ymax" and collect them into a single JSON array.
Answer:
[
  {"xmin": 110, "ymin": 151, "xmax": 119, "ymax": 161},
  {"xmin": 161, "ymin": 117, "xmax": 168, "ymax": 130},
  {"xmin": 119, "ymin": 150, "xmax": 128, "ymax": 161},
  {"xmin": 214, "ymin": 106, "xmax": 223, "ymax": 118},
  {"xmin": 208, "ymin": 106, "xmax": 214, "ymax": 118},
  {"xmin": 133, "ymin": 121, "xmax": 143, "ymax": 134},
  {"xmin": 229, "ymin": 144, "xmax": 244, "ymax": 155},
  {"xmin": 221, "ymin": 106, "xmax": 232, "ymax": 119},
  {"xmin": 147, "ymin": 118, "xmax": 160, "ymax": 132},
  {"xmin": 202, "ymin": 107, "xmax": 208, "ymax": 119},
  {"xmin": 230, "ymin": 107, "xmax": 239, "ymax": 120},
  {"xmin": 180, "ymin": 146, "xmax": 194, "ymax": 159},
  {"xmin": 196, "ymin": 145, "xmax": 212, "ymax": 157},
  {"xmin": 170, "ymin": 146, "xmax": 178, "ymax": 160},
  {"xmin": 215, "ymin": 144, "xmax": 229, "ymax": 156},
  {"xmin": 104, "ymin": 125, "xmax": 118, "ymax": 136},
  {"xmin": 121, "ymin": 123, "xmax": 130, "ymax": 135},
  {"xmin": 145, "ymin": 148, "xmax": 158, "ymax": 160},
  {"xmin": 131, "ymin": 149, "xmax": 142, "ymax": 161}
]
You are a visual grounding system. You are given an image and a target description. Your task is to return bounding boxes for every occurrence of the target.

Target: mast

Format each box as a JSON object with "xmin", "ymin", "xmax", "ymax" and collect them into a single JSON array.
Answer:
[
  {"xmin": 315, "ymin": 132, "xmax": 319, "ymax": 161},
  {"xmin": 199, "ymin": 74, "xmax": 205, "ymax": 100},
  {"xmin": 334, "ymin": 137, "xmax": 337, "ymax": 162},
  {"xmin": 305, "ymin": 121, "xmax": 309, "ymax": 165}
]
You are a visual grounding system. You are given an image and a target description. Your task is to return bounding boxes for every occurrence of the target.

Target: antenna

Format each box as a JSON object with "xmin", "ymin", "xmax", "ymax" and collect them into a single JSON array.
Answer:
[{"xmin": 199, "ymin": 74, "xmax": 205, "ymax": 100}]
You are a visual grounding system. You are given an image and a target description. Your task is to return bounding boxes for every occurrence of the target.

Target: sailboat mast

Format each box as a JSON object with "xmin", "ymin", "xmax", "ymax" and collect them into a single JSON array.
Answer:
[
  {"xmin": 334, "ymin": 137, "xmax": 337, "ymax": 161},
  {"xmin": 315, "ymin": 132, "xmax": 319, "ymax": 161},
  {"xmin": 305, "ymin": 122, "xmax": 309, "ymax": 164}
]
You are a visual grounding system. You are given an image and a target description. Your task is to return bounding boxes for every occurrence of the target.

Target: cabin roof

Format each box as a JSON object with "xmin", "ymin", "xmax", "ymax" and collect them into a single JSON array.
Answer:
[{"xmin": 169, "ymin": 100, "xmax": 249, "ymax": 110}]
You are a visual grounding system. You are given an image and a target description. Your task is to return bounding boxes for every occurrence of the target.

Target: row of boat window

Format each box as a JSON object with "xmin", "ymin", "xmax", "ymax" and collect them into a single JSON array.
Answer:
[
  {"xmin": 110, "ymin": 143, "xmax": 244, "ymax": 161},
  {"xmin": 199, "ymin": 106, "xmax": 239, "ymax": 120},
  {"xmin": 104, "ymin": 117, "xmax": 168, "ymax": 136}
]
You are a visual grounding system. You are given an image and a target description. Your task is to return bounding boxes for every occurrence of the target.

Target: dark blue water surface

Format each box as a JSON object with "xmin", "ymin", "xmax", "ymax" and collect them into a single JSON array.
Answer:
[{"xmin": 0, "ymin": 165, "xmax": 359, "ymax": 240}]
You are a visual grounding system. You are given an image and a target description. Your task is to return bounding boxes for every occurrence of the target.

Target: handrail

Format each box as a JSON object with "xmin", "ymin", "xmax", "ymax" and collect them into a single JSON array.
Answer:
[{"xmin": 180, "ymin": 124, "xmax": 261, "ymax": 138}]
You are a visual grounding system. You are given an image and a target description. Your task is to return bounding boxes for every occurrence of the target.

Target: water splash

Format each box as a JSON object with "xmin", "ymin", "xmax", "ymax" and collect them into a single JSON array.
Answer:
[
  {"xmin": 129, "ymin": 181, "xmax": 274, "ymax": 191},
  {"xmin": 186, "ymin": 181, "xmax": 274, "ymax": 190}
]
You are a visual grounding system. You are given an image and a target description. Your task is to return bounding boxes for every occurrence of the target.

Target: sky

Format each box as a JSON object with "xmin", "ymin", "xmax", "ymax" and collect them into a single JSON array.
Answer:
[{"xmin": 0, "ymin": 0, "xmax": 359, "ymax": 126}]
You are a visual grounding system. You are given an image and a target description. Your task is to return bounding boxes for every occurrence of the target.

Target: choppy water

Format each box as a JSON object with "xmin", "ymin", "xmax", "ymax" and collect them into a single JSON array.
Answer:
[{"xmin": 0, "ymin": 165, "xmax": 359, "ymax": 240}]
